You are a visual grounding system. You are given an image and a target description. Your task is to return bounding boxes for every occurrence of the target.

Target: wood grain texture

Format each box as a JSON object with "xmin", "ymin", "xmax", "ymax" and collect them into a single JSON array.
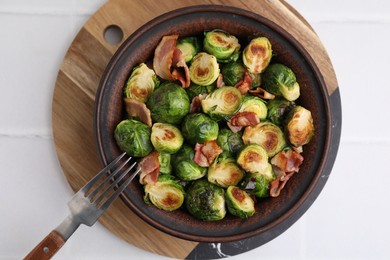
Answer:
[
  {"xmin": 52, "ymin": 0, "xmax": 338, "ymax": 258},
  {"xmin": 24, "ymin": 231, "xmax": 65, "ymax": 260}
]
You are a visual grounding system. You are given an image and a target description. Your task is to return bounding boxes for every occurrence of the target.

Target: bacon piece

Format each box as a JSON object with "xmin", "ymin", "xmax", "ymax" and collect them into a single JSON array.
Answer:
[
  {"xmin": 269, "ymin": 171, "xmax": 295, "ymax": 197},
  {"xmin": 124, "ymin": 98, "xmax": 152, "ymax": 127},
  {"xmin": 270, "ymin": 150, "xmax": 304, "ymax": 173},
  {"xmin": 153, "ymin": 35, "xmax": 190, "ymax": 88},
  {"xmin": 235, "ymin": 72, "xmax": 252, "ymax": 95},
  {"xmin": 227, "ymin": 121, "xmax": 243, "ymax": 133},
  {"xmin": 138, "ymin": 151, "xmax": 160, "ymax": 185},
  {"xmin": 248, "ymin": 87, "xmax": 276, "ymax": 100},
  {"xmin": 229, "ymin": 111, "xmax": 260, "ymax": 127},
  {"xmin": 189, "ymin": 94, "xmax": 207, "ymax": 113},
  {"xmin": 194, "ymin": 140, "xmax": 223, "ymax": 167},
  {"xmin": 216, "ymin": 73, "xmax": 225, "ymax": 88}
]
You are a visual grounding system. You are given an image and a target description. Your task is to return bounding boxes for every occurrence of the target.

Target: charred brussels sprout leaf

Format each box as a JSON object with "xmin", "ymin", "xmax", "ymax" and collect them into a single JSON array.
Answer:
[
  {"xmin": 285, "ymin": 106, "xmax": 314, "ymax": 147},
  {"xmin": 208, "ymin": 157, "xmax": 245, "ymax": 188},
  {"xmin": 242, "ymin": 122, "xmax": 286, "ymax": 157},
  {"xmin": 262, "ymin": 63, "xmax": 300, "ymax": 101},
  {"xmin": 186, "ymin": 83, "xmax": 215, "ymax": 101},
  {"xmin": 158, "ymin": 152, "xmax": 172, "ymax": 174},
  {"xmin": 201, "ymin": 86, "xmax": 242, "ymax": 120},
  {"xmin": 114, "ymin": 119, "xmax": 153, "ymax": 157},
  {"xmin": 216, "ymin": 128, "xmax": 244, "ymax": 158},
  {"xmin": 267, "ymin": 97, "xmax": 296, "ymax": 126},
  {"xmin": 144, "ymin": 174, "xmax": 185, "ymax": 211},
  {"xmin": 146, "ymin": 82, "xmax": 190, "ymax": 124},
  {"xmin": 176, "ymin": 36, "xmax": 202, "ymax": 63},
  {"xmin": 124, "ymin": 63, "xmax": 159, "ymax": 103},
  {"xmin": 151, "ymin": 123, "xmax": 183, "ymax": 154},
  {"xmin": 237, "ymin": 144, "xmax": 269, "ymax": 174},
  {"xmin": 203, "ymin": 30, "xmax": 241, "ymax": 63},
  {"xmin": 172, "ymin": 144, "xmax": 206, "ymax": 181},
  {"xmin": 239, "ymin": 95, "xmax": 268, "ymax": 120},
  {"xmin": 185, "ymin": 179, "xmax": 226, "ymax": 221},
  {"xmin": 221, "ymin": 61, "xmax": 246, "ymax": 86},
  {"xmin": 181, "ymin": 113, "xmax": 219, "ymax": 145},
  {"xmin": 225, "ymin": 186, "xmax": 255, "ymax": 218},
  {"xmin": 189, "ymin": 52, "xmax": 220, "ymax": 86},
  {"xmin": 242, "ymin": 37, "xmax": 272, "ymax": 74}
]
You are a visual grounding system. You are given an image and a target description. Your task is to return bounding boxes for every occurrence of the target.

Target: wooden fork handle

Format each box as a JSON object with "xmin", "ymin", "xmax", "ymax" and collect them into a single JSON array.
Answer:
[{"xmin": 24, "ymin": 230, "xmax": 65, "ymax": 260}]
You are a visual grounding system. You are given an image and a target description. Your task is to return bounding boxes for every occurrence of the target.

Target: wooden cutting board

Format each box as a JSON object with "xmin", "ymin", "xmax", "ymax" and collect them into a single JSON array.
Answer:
[{"xmin": 52, "ymin": 0, "xmax": 338, "ymax": 258}]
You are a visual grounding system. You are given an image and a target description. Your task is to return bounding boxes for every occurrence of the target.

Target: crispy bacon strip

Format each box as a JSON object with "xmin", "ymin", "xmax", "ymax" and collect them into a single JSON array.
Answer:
[
  {"xmin": 235, "ymin": 72, "xmax": 252, "ymax": 95},
  {"xmin": 124, "ymin": 98, "xmax": 152, "ymax": 127},
  {"xmin": 194, "ymin": 140, "xmax": 222, "ymax": 167},
  {"xmin": 270, "ymin": 171, "xmax": 295, "ymax": 197},
  {"xmin": 153, "ymin": 35, "xmax": 190, "ymax": 88},
  {"xmin": 248, "ymin": 87, "xmax": 276, "ymax": 100},
  {"xmin": 138, "ymin": 151, "xmax": 160, "ymax": 185},
  {"xmin": 229, "ymin": 111, "xmax": 260, "ymax": 127},
  {"xmin": 216, "ymin": 73, "xmax": 225, "ymax": 88}
]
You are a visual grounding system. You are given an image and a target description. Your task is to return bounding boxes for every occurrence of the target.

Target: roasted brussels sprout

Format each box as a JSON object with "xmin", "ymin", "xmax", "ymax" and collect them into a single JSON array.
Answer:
[
  {"xmin": 185, "ymin": 83, "xmax": 215, "ymax": 101},
  {"xmin": 208, "ymin": 157, "xmax": 245, "ymax": 188},
  {"xmin": 146, "ymin": 82, "xmax": 190, "ymax": 124},
  {"xmin": 225, "ymin": 186, "xmax": 255, "ymax": 218},
  {"xmin": 285, "ymin": 106, "xmax": 314, "ymax": 147},
  {"xmin": 216, "ymin": 128, "xmax": 244, "ymax": 158},
  {"xmin": 181, "ymin": 113, "xmax": 219, "ymax": 145},
  {"xmin": 124, "ymin": 63, "xmax": 159, "ymax": 103},
  {"xmin": 241, "ymin": 163, "xmax": 275, "ymax": 198},
  {"xmin": 176, "ymin": 36, "xmax": 202, "ymax": 63},
  {"xmin": 185, "ymin": 179, "xmax": 226, "ymax": 221},
  {"xmin": 221, "ymin": 61, "xmax": 246, "ymax": 86},
  {"xmin": 201, "ymin": 86, "xmax": 242, "ymax": 120},
  {"xmin": 267, "ymin": 97, "xmax": 296, "ymax": 126},
  {"xmin": 242, "ymin": 37, "xmax": 272, "ymax": 74},
  {"xmin": 261, "ymin": 63, "xmax": 300, "ymax": 101},
  {"xmin": 203, "ymin": 30, "xmax": 240, "ymax": 62},
  {"xmin": 172, "ymin": 144, "xmax": 206, "ymax": 181},
  {"xmin": 189, "ymin": 52, "xmax": 220, "ymax": 86},
  {"xmin": 242, "ymin": 122, "xmax": 286, "ymax": 157},
  {"xmin": 238, "ymin": 95, "xmax": 268, "ymax": 120},
  {"xmin": 158, "ymin": 152, "xmax": 172, "ymax": 174},
  {"xmin": 151, "ymin": 123, "xmax": 183, "ymax": 154},
  {"xmin": 237, "ymin": 144, "xmax": 269, "ymax": 174},
  {"xmin": 114, "ymin": 119, "xmax": 153, "ymax": 157},
  {"xmin": 144, "ymin": 174, "xmax": 185, "ymax": 211}
]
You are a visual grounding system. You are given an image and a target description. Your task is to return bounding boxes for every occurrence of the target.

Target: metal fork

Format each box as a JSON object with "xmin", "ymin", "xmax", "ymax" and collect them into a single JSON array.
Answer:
[{"xmin": 24, "ymin": 152, "xmax": 139, "ymax": 260}]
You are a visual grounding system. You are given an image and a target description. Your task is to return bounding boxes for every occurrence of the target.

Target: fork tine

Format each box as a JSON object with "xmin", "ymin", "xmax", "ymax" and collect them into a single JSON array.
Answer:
[
  {"xmin": 99, "ymin": 167, "xmax": 141, "ymax": 212},
  {"xmin": 93, "ymin": 160, "xmax": 138, "ymax": 206},
  {"xmin": 86, "ymin": 156, "xmax": 132, "ymax": 200},
  {"xmin": 80, "ymin": 152, "xmax": 127, "ymax": 194}
]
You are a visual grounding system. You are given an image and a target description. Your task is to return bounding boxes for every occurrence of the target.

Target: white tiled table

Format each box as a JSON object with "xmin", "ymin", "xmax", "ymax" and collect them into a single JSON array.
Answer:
[{"xmin": 1, "ymin": 1, "xmax": 390, "ymax": 259}]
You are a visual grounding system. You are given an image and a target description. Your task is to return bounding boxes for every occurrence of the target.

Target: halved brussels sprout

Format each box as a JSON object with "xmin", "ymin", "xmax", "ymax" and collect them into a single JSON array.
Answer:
[
  {"xmin": 203, "ymin": 30, "xmax": 240, "ymax": 62},
  {"xmin": 172, "ymin": 144, "xmax": 206, "ymax": 181},
  {"xmin": 114, "ymin": 119, "xmax": 153, "ymax": 157},
  {"xmin": 176, "ymin": 36, "xmax": 202, "ymax": 63},
  {"xmin": 216, "ymin": 128, "xmax": 244, "ymax": 158},
  {"xmin": 267, "ymin": 97, "xmax": 296, "ymax": 126},
  {"xmin": 237, "ymin": 144, "xmax": 269, "ymax": 174},
  {"xmin": 285, "ymin": 106, "xmax": 314, "ymax": 147},
  {"xmin": 201, "ymin": 86, "xmax": 242, "ymax": 120},
  {"xmin": 242, "ymin": 37, "xmax": 272, "ymax": 74},
  {"xmin": 189, "ymin": 52, "xmax": 220, "ymax": 86},
  {"xmin": 181, "ymin": 113, "xmax": 219, "ymax": 145},
  {"xmin": 208, "ymin": 157, "xmax": 245, "ymax": 188},
  {"xmin": 186, "ymin": 83, "xmax": 215, "ymax": 101},
  {"xmin": 124, "ymin": 63, "xmax": 159, "ymax": 103},
  {"xmin": 185, "ymin": 179, "xmax": 226, "ymax": 221},
  {"xmin": 239, "ymin": 95, "xmax": 268, "ymax": 120},
  {"xmin": 242, "ymin": 122, "xmax": 286, "ymax": 157},
  {"xmin": 261, "ymin": 63, "xmax": 300, "ymax": 101},
  {"xmin": 151, "ymin": 123, "xmax": 183, "ymax": 154},
  {"xmin": 146, "ymin": 82, "xmax": 190, "ymax": 124},
  {"xmin": 144, "ymin": 174, "xmax": 185, "ymax": 211},
  {"xmin": 240, "ymin": 163, "xmax": 275, "ymax": 198},
  {"xmin": 225, "ymin": 186, "xmax": 255, "ymax": 218},
  {"xmin": 221, "ymin": 61, "xmax": 246, "ymax": 86},
  {"xmin": 158, "ymin": 152, "xmax": 172, "ymax": 174}
]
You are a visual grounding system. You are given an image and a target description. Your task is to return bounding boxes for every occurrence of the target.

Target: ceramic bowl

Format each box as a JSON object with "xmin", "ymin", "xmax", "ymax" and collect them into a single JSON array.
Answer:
[{"xmin": 94, "ymin": 5, "xmax": 339, "ymax": 243}]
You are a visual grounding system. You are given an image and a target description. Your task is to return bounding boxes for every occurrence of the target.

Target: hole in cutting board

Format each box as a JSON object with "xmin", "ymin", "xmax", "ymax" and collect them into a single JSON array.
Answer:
[{"xmin": 104, "ymin": 25, "xmax": 124, "ymax": 45}]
